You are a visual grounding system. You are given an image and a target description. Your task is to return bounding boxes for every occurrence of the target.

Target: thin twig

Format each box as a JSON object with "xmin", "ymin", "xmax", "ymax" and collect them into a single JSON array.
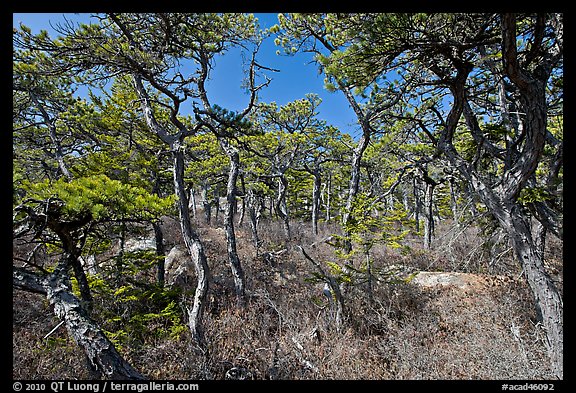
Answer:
[{"xmin": 43, "ymin": 320, "xmax": 65, "ymax": 340}]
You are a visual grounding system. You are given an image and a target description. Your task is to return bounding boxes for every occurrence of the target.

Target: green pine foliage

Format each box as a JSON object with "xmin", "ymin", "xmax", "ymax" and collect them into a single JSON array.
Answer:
[{"xmin": 20, "ymin": 174, "xmax": 176, "ymax": 222}]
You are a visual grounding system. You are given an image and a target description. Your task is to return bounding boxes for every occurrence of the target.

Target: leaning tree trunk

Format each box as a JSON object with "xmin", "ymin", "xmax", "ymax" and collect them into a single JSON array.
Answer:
[
  {"xmin": 498, "ymin": 203, "xmax": 563, "ymax": 378},
  {"xmin": 438, "ymin": 46, "xmax": 563, "ymax": 378},
  {"xmin": 218, "ymin": 137, "xmax": 247, "ymax": 307},
  {"xmin": 298, "ymin": 246, "xmax": 346, "ymax": 332},
  {"xmin": 13, "ymin": 266, "xmax": 145, "ymax": 380},
  {"xmin": 499, "ymin": 15, "xmax": 562, "ymax": 377},
  {"xmin": 51, "ymin": 224, "xmax": 93, "ymax": 306}
]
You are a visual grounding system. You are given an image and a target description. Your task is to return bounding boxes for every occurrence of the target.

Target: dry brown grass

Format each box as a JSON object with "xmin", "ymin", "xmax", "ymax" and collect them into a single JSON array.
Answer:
[{"xmin": 12, "ymin": 216, "xmax": 560, "ymax": 380}]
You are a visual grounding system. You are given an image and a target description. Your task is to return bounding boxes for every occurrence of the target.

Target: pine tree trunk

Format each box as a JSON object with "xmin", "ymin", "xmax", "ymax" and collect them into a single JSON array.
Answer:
[
  {"xmin": 276, "ymin": 175, "xmax": 291, "ymax": 240},
  {"xmin": 201, "ymin": 182, "xmax": 212, "ymax": 225},
  {"xmin": 311, "ymin": 168, "xmax": 321, "ymax": 236},
  {"xmin": 499, "ymin": 204, "xmax": 563, "ymax": 378},
  {"xmin": 413, "ymin": 177, "xmax": 421, "ymax": 232},
  {"xmin": 423, "ymin": 182, "xmax": 435, "ymax": 249},
  {"xmin": 173, "ymin": 147, "xmax": 210, "ymax": 346},
  {"xmin": 247, "ymin": 190, "xmax": 261, "ymax": 252},
  {"xmin": 449, "ymin": 178, "xmax": 459, "ymax": 222},
  {"xmin": 237, "ymin": 175, "xmax": 246, "ymax": 227},
  {"xmin": 218, "ymin": 138, "xmax": 246, "ymax": 307},
  {"xmin": 132, "ymin": 73, "xmax": 210, "ymax": 346},
  {"xmin": 188, "ymin": 186, "xmax": 197, "ymax": 220},
  {"xmin": 342, "ymin": 134, "xmax": 370, "ymax": 253},
  {"xmin": 153, "ymin": 221, "xmax": 165, "ymax": 287},
  {"xmin": 324, "ymin": 173, "xmax": 332, "ymax": 222}
]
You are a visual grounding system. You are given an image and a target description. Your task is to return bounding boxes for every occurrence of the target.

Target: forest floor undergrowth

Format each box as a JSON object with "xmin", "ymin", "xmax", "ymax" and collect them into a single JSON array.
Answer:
[{"xmin": 12, "ymin": 216, "xmax": 563, "ymax": 380}]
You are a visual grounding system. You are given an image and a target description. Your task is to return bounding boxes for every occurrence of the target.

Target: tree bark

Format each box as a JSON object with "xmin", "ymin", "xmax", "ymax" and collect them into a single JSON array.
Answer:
[
  {"xmin": 188, "ymin": 186, "xmax": 197, "ymax": 220},
  {"xmin": 173, "ymin": 146, "xmax": 210, "ymax": 346},
  {"xmin": 311, "ymin": 166, "xmax": 322, "ymax": 236},
  {"xmin": 413, "ymin": 177, "xmax": 421, "ymax": 232},
  {"xmin": 323, "ymin": 173, "xmax": 332, "ymax": 222},
  {"xmin": 151, "ymin": 177, "xmax": 166, "ymax": 287},
  {"xmin": 341, "ymin": 134, "xmax": 370, "ymax": 253},
  {"xmin": 247, "ymin": 189, "xmax": 262, "ymax": 252},
  {"xmin": 218, "ymin": 137, "xmax": 247, "ymax": 307},
  {"xmin": 237, "ymin": 174, "xmax": 246, "ymax": 227},
  {"xmin": 276, "ymin": 175, "xmax": 291, "ymax": 240},
  {"xmin": 423, "ymin": 181, "xmax": 436, "ymax": 249},
  {"xmin": 491, "ymin": 201, "xmax": 563, "ymax": 378},
  {"xmin": 14, "ymin": 266, "xmax": 145, "ymax": 380},
  {"xmin": 152, "ymin": 221, "xmax": 165, "ymax": 287},
  {"xmin": 448, "ymin": 177, "xmax": 459, "ymax": 222},
  {"xmin": 29, "ymin": 91, "xmax": 73, "ymax": 180},
  {"xmin": 50, "ymin": 218, "xmax": 93, "ymax": 305},
  {"xmin": 201, "ymin": 181, "xmax": 212, "ymax": 225}
]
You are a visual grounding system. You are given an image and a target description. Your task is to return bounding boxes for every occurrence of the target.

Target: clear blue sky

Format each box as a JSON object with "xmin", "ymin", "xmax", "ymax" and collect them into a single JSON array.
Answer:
[{"xmin": 13, "ymin": 13, "xmax": 360, "ymax": 137}]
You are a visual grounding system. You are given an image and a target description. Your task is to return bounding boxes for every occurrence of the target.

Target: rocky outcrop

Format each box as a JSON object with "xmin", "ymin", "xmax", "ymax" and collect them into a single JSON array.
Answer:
[
  {"xmin": 410, "ymin": 271, "xmax": 515, "ymax": 292},
  {"xmin": 164, "ymin": 246, "xmax": 195, "ymax": 289}
]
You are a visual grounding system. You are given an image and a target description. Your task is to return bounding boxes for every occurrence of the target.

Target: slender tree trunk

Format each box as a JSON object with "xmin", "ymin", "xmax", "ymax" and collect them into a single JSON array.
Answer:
[
  {"xmin": 173, "ymin": 147, "xmax": 210, "ymax": 347},
  {"xmin": 423, "ymin": 182, "xmax": 435, "ymax": 249},
  {"xmin": 188, "ymin": 186, "xmax": 197, "ymax": 220},
  {"xmin": 153, "ymin": 221, "xmax": 165, "ymax": 287},
  {"xmin": 311, "ymin": 168, "xmax": 321, "ymax": 236},
  {"xmin": 402, "ymin": 186, "xmax": 410, "ymax": 213},
  {"xmin": 268, "ymin": 195, "xmax": 274, "ymax": 218},
  {"xmin": 151, "ymin": 177, "xmax": 166, "ymax": 287},
  {"xmin": 214, "ymin": 194, "xmax": 220, "ymax": 223},
  {"xmin": 218, "ymin": 138, "xmax": 246, "ymax": 307},
  {"xmin": 201, "ymin": 182, "xmax": 212, "ymax": 225},
  {"xmin": 115, "ymin": 223, "xmax": 126, "ymax": 279},
  {"xmin": 413, "ymin": 177, "xmax": 421, "ymax": 232},
  {"xmin": 342, "ymin": 134, "xmax": 370, "ymax": 253},
  {"xmin": 247, "ymin": 190, "xmax": 261, "ymax": 252},
  {"xmin": 324, "ymin": 173, "xmax": 332, "ymax": 222},
  {"xmin": 449, "ymin": 178, "xmax": 459, "ymax": 222},
  {"xmin": 237, "ymin": 174, "xmax": 246, "ymax": 227},
  {"xmin": 276, "ymin": 175, "xmax": 291, "ymax": 240}
]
